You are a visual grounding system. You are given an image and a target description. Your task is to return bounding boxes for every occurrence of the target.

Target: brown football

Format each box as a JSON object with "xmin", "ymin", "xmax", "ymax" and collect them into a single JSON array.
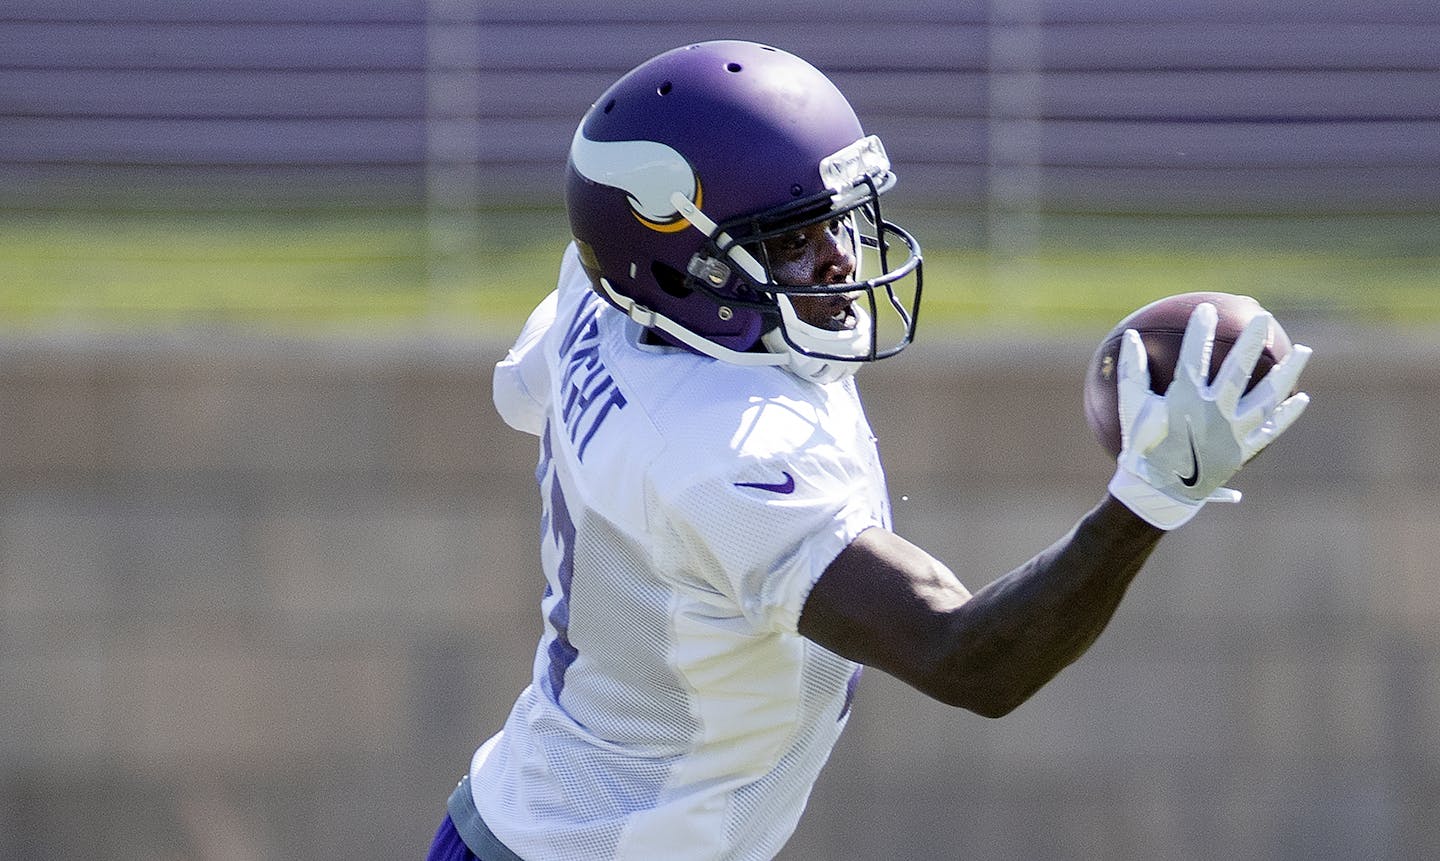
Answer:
[{"xmin": 1083, "ymin": 291, "xmax": 1293, "ymax": 457}]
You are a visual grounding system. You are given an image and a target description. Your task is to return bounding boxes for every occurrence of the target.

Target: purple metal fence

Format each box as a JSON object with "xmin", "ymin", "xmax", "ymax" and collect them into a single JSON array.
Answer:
[{"xmin": 1, "ymin": 0, "xmax": 1437, "ymax": 213}]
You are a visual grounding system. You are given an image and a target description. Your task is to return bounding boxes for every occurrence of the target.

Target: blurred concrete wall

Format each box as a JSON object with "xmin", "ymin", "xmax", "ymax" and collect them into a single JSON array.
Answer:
[{"xmin": 1, "ymin": 325, "xmax": 1437, "ymax": 860}]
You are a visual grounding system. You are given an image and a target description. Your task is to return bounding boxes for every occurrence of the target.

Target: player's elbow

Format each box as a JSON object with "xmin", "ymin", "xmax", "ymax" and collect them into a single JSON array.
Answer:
[
  {"xmin": 922, "ymin": 675, "xmax": 1032, "ymax": 718},
  {"xmin": 960, "ymin": 689, "xmax": 1030, "ymax": 719},
  {"xmin": 910, "ymin": 629, "xmax": 1048, "ymax": 717},
  {"xmin": 906, "ymin": 652, "xmax": 1036, "ymax": 717}
]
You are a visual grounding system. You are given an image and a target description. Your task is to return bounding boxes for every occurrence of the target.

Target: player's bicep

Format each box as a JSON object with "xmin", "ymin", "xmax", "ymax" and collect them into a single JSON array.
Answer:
[{"xmin": 798, "ymin": 526, "xmax": 972, "ymax": 689}]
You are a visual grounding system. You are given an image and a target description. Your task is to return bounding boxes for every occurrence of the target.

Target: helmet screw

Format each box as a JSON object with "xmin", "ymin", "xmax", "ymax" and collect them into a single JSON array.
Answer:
[{"xmin": 718, "ymin": 306, "xmax": 733, "ymax": 321}]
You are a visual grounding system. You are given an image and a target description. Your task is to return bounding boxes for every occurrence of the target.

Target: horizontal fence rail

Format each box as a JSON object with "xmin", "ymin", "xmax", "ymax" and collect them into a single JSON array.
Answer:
[{"xmin": 2, "ymin": 1, "xmax": 1438, "ymax": 216}]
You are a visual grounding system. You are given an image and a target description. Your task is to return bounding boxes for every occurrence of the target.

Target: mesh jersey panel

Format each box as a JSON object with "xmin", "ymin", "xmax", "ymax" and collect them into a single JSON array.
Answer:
[{"xmin": 473, "ymin": 245, "xmax": 890, "ymax": 860}]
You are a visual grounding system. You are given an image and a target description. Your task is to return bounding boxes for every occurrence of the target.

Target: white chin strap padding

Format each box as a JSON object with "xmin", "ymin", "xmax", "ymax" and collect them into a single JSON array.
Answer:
[
  {"xmin": 773, "ymin": 295, "xmax": 873, "ymax": 360},
  {"xmin": 761, "ymin": 327, "xmax": 861, "ymax": 384},
  {"xmin": 761, "ymin": 296, "xmax": 872, "ymax": 384}
]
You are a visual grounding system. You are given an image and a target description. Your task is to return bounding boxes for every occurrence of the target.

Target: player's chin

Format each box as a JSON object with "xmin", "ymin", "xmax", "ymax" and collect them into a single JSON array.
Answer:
[{"xmin": 827, "ymin": 306, "xmax": 860, "ymax": 332}]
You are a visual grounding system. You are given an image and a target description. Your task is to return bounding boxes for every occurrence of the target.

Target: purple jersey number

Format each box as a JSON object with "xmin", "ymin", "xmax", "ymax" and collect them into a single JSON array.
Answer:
[{"xmin": 538, "ymin": 422, "xmax": 579, "ymax": 701}]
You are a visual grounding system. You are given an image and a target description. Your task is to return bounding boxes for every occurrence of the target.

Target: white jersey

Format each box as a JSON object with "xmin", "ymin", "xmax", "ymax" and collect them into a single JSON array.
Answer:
[{"xmin": 474, "ymin": 244, "xmax": 892, "ymax": 860}]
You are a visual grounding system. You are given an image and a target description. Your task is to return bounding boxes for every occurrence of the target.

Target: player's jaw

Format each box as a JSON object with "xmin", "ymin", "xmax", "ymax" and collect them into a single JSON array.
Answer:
[{"xmin": 787, "ymin": 292, "xmax": 862, "ymax": 332}]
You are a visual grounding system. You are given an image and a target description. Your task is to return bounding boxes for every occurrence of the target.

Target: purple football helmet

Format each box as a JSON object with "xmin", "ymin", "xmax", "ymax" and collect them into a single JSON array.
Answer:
[{"xmin": 565, "ymin": 40, "xmax": 923, "ymax": 383}]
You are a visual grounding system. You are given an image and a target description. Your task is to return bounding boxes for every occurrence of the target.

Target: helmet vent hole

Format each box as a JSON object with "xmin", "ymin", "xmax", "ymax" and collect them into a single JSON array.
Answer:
[
  {"xmin": 651, "ymin": 261, "xmax": 693, "ymax": 299},
  {"xmin": 790, "ymin": 184, "xmax": 804, "ymax": 197},
  {"xmin": 603, "ymin": 99, "xmax": 615, "ymax": 114},
  {"xmin": 658, "ymin": 81, "xmax": 672, "ymax": 95},
  {"xmin": 726, "ymin": 62, "xmax": 742, "ymax": 73}
]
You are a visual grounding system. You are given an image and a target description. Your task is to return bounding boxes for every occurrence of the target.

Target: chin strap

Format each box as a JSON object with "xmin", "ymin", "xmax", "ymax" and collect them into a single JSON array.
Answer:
[
  {"xmin": 595, "ymin": 277, "xmax": 785, "ymax": 368},
  {"xmin": 760, "ymin": 329, "xmax": 861, "ymax": 384},
  {"xmin": 764, "ymin": 296, "xmax": 869, "ymax": 384},
  {"xmin": 597, "ymin": 276, "xmax": 859, "ymax": 384}
]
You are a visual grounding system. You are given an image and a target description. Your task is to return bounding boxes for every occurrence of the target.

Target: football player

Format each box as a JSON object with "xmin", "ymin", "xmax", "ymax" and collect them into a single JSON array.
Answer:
[{"xmin": 427, "ymin": 40, "xmax": 1311, "ymax": 861}]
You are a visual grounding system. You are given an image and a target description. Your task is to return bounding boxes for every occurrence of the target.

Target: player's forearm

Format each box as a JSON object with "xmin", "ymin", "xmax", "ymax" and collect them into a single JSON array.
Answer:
[{"xmin": 927, "ymin": 494, "xmax": 1163, "ymax": 717}]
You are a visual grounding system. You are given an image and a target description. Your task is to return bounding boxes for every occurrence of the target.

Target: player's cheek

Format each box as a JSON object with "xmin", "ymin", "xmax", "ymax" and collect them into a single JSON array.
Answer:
[{"xmin": 769, "ymin": 255, "xmax": 812, "ymax": 287}]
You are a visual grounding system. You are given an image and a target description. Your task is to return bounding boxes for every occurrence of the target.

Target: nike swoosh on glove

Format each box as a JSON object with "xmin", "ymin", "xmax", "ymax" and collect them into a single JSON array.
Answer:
[{"xmin": 1108, "ymin": 302, "xmax": 1312, "ymax": 530}]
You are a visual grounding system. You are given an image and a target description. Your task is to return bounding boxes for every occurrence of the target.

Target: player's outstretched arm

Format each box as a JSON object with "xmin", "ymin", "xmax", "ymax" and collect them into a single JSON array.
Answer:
[
  {"xmin": 800, "ymin": 301, "xmax": 1313, "ymax": 717},
  {"xmin": 798, "ymin": 497, "xmax": 1163, "ymax": 718}
]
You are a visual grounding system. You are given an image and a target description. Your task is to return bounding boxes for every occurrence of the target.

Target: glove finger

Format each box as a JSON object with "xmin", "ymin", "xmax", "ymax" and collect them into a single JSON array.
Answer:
[
  {"xmin": 1175, "ymin": 302, "xmax": 1218, "ymax": 389},
  {"xmin": 1235, "ymin": 343, "xmax": 1310, "ymax": 425},
  {"xmin": 1212, "ymin": 311, "xmax": 1273, "ymax": 413},
  {"xmin": 1243, "ymin": 391, "xmax": 1311, "ymax": 458},
  {"xmin": 1230, "ymin": 399, "xmax": 1269, "ymax": 439},
  {"xmin": 1235, "ymin": 373, "xmax": 1281, "ymax": 425},
  {"xmin": 1270, "ymin": 391, "xmax": 1311, "ymax": 436},
  {"xmin": 1116, "ymin": 328, "xmax": 1151, "ymax": 450},
  {"xmin": 1241, "ymin": 342, "xmax": 1312, "ymax": 413}
]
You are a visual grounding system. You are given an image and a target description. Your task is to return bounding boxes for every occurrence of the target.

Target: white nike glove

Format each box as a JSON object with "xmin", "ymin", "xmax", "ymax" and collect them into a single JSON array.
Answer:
[{"xmin": 1108, "ymin": 302, "xmax": 1312, "ymax": 530}]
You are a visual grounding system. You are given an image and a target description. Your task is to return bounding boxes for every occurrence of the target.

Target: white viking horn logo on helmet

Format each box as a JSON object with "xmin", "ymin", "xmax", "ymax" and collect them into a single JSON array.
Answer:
[{"xmin": 569, "ymin": 127, "xmax": 702, "ymax": 233}]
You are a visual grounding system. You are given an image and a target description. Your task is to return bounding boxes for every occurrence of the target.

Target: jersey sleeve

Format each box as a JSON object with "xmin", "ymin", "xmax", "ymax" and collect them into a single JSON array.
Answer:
[
  {"xmin": 659, "ymin": 446, "xmax": 886, "ymax": 635},
  {"xmin": 492, "ymin": 289, "xmax": 558, "ymax": 436}
]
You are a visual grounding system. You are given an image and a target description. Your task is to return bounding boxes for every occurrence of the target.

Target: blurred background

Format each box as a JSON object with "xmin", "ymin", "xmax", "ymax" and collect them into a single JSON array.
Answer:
[{"xmin": 1, "ymin": 0, "xmax": 1438, "ymax": 858}]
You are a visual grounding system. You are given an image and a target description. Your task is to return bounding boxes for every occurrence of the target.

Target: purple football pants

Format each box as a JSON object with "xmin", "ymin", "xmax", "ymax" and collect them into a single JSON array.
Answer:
[{"xmin": 426, "ymin": 814, "xmax": 478, "ymax": 861}]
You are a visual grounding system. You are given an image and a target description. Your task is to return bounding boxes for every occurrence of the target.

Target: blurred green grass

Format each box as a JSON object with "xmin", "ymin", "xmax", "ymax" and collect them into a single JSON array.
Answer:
[{"xmin": 2, "ymin": 208, "xmax": 1436, "ymax": 335}]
